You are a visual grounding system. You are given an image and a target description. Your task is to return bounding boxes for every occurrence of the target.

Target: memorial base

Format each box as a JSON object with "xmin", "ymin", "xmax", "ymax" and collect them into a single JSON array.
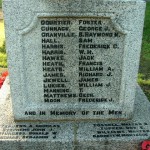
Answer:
[{"xmin": 0, "ymin": 78, "xmax": 150, "ymax": 150}]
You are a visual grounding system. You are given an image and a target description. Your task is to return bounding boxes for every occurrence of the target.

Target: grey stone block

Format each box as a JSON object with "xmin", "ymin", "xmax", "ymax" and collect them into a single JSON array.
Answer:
[
  {"xmin": 1, "ymin": 0, "xmax": 149, "ymax": 149},
  {"xmin": 0, "ymin": 78, "xmax": 149, "ymax": 150},
  {"xmin": 2, "ymin": 0, "xmax": 146, "ymax": 121}
]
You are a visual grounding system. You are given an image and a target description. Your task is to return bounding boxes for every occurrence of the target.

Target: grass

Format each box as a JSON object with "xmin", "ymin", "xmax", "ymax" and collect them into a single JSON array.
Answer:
[
  {"xmin": 138, "ymin": 74, "xmax": 150, "ymax": 101},
  {"xmin": 0, "ymin": 52, "xmax": 7, "ymax": 68},
  {"xmin": 138, "ymin": 2, "xmax": 150, "ymax": 100},
  {"xmin": 139, "ymin": 2, "xmax": 150, "ymax": 76},
  {"xmin": 0, "ymin": 20, "xmax": 5, "ymax": 47},
  {"xmin": 0, "ymin": 15, "xmax": 7, "ymax": 69},
  {"xmin": 0, "ymin": 0, "xmax": 2, "ymax": 8}
]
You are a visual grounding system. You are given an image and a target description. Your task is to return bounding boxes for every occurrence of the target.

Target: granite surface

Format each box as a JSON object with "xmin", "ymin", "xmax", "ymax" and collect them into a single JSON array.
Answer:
[
  {"xmin": 3, "ymin": 0, "xmax": 146, "ymax": 121},
  {"xmin": 0, "ymin": 77, "xmax": 149, "ymax": 150},
  {"xmin": 1, "ymin": 0, "xmax": 149, "ymax": 149}
]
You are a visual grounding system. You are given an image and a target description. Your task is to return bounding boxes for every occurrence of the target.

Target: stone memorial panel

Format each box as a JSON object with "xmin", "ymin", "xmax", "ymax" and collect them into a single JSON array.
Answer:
[
  {"xmin": 3, "ymin": 0, "xmax": 146, "ymax": 121},
  {"xmin": 1, "ymin": 0, "xmax": 150, "ymax": 149},
  {"xmin": 10, "ymin": 16, "xmax": 127, "ymax": 120}
]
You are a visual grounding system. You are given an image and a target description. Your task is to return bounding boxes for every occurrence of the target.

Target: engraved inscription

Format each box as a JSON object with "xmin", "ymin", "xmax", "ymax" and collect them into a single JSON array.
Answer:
[
  {"xmin": 0, "ymin": 122, "xmax": 149, "ymax": 140},
  {"xmin": 40, "ymin": 18, "xmax": 125, "ymax": 105},
  {"xmin": 92, "ymin": 123, "xmax": 150, "ymax": 138}
]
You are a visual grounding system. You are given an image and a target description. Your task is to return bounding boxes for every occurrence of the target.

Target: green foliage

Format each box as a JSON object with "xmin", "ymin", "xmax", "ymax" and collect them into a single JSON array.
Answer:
[
  {"xmin": 138, "ymin": 74, "xmax": 150, "ymax": 86},
  {"xmin": 138, "ymin": 73, "xmax": 150, "ymax": 100},
  {"xmin": 138, "ymin": 2, "xmax": 150, "ymax": 100},
  {"xmin": 0, "ymin": 52, "xmax": 7, "ymax": 68},
  {"xmin": 0, "ymin": 41, "xmax": 7, "ymax": 68},
  {"xmin": 143, "ymin": 2, "xmax": 150, "ymax": 44},
  {"xmin": 0, "ymin": 0, "xmax": 2, "ymax": 8},
  {"xmin": 139, "ymin": 2, "xmax": 150, "ymax": 78},
  {"xmin": 0, "ymin": 41, "xmax": 6, "ymax": 53}
]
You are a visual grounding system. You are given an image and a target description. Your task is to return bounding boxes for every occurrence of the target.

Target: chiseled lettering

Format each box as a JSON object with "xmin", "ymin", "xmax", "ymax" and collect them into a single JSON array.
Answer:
[
  {"xmin": 42, "ymin": 38, "xmax": 58, "ymax": 43},
  {"xmin": 79, "ymin": 67, "xmax": 103, "ymax": 71},
  {"xmin": 79, "ymin": 20, "xmax": 102, "ymax": 25},
  {"xmin": 109, "ymin": 110, "xmax": 122, "ymax": 115},
  {"xmin": 79, "ymin": 32, "xmax": 113, "ymax": 37},
  {"xmin": 43, "ymin": 62, "xmax": 64, "ymax": 67},
  {"xmin": 43, "ymin": 67, "xmax": 63, "ymax": 72},
  {"xmin": 43, "ymin": 78, "xmax": 68, "ymax": 82},
  {"xmin": 93, "ymin": 111, "xmax": 104, "ymax": 115},
  {"xmin": 41, "ymin": 26, "xmax": 69, "ymax": 31},
  {"xmin": 44, "ymin": 99, "xmax": 60, "ymax": 102},
  {"xmin": 44, "ymin": 88, "xmax": 70, "ymax": 93},
  {"xmin": 79, "ymin": 72, "xmax": 103, "ymax": 77},
  {"xmin": 79, "ymin": 82, "xmax": 103, "ymax": 87},
  {"xmin": 42, "ymin": 56, "xmax": 64, "ymax": 61},
  {"xmin": 42, "ymin": 32, "xmax": 75, "ymax": 37},
  {"xmin": 50, "ymin": 111, "xmax": 76, "ymax": 115},
  {"xmin": 79, "ymin": 78, "xmax": 99, "ymax": 82},
  {"xmin": 44, "ymin": 84, "xmax": 66, "ymax": 88},
  {"xmin": 42, "ymin": 50, "xmax": 64, "ymax": 55},
  {"xmin": 44, "ymin": 93, "xmax": 78, "ymax": 98},
  {"xmin": 79, "ymin": 98, "xmax": 107, "ymax": 102},
  {"xmin": 41, "ymin": 20, "xmax": 71, "ymax": 25},
  {"xmin": 79, "ymin": 44, "xmax": 110, "ymax": 49},
  {"xmin": 79, "ymin": 61, "xmax": 103, "ymax": 66},
  {"xmin": 42, "ymin": 44, "xmax": 63, "ymax": 49},
  {"xmin": 79, "ymin": 55, "xmax": 94, "ymax": 60},
  {"xmin": 43, "ymin": 73, "xmax": 64, "ymax": 77},
  {"xmin": 25, "ymin": 111, "xmax": 36, "ymax": 115},
  {"xmin": 79, "ymin": 93, "xmax": 94, "ymax": 97}
]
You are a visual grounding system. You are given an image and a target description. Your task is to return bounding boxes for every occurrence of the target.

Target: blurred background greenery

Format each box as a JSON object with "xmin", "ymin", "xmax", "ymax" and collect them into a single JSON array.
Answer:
[
  {"xmin": 0, "ymin": 0, "xmax": 2, "ymax": 8},
  {"xmin": 0, "ymin": 1, "xmax": 149, "ymax": 100},
  {"xmin": 138, "ymin": 2, "xmax": 150, "ymax": 100}
]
